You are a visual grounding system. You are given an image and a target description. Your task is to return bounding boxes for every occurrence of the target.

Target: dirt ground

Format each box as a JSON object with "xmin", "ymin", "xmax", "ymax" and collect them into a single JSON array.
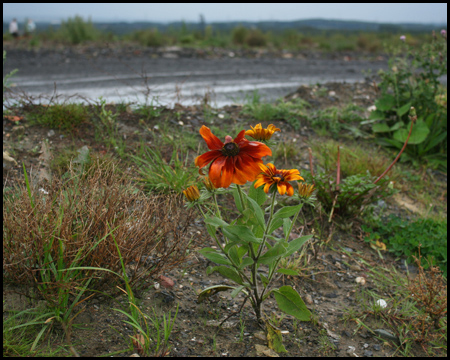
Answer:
[{"xmin": 3, "ymin": 46, "xmax": 447, "ymax": 357}]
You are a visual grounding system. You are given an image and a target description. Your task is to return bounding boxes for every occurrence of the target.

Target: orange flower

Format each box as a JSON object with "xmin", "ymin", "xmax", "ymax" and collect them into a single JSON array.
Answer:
[
  {"xmin": 195, "ymin": 126, "xmax": 272, "ymax": 189},
  {"xmin": 245, "ymin": 123, "xmax": 280, "ymax": 141},
  {"xmin": 183, "ymin": 185, "xmax": 200, "ymax": 202},
  {"xmin": 254, "ymin": 163, "xmax": 303, "ymax": 196}
]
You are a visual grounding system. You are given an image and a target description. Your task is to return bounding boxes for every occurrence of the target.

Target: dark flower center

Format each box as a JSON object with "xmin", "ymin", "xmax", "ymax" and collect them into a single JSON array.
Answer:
[
  {"xmin": 273, "ymin": 174, "xmax": 285, "ymax": 182},
  {"xmin": 222, "ymin": 142, "xmax": 240, "ymax": 156}
]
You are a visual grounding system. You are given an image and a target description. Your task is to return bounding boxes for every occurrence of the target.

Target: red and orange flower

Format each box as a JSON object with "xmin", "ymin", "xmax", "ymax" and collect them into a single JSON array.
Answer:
[
  {"xmin": 245, "ymin": 123, "xmax": 280, "ymax": 141},
  {"xmin": 254, "ymin": 163, "xmax": 303, "ymax": 196},
  {"xmin": 195, "ymin": 126, "xmax": 272, "ymax": 189}
]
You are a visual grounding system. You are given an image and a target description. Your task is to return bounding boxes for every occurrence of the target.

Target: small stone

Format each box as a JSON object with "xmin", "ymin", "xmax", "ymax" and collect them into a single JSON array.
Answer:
[
  {"xmin": 372, "ymin": 344, "xmax": 381, "ymax": 351},
  {"xmin": 255, "ymin": 344, "xmax": 279, "ymax": 357},
  {"xmin": 356, "ymin": 277, "xmax": 366, "ymax": 285},
  {"xmin": 305, "ymin": 294, "xmax": 313, "ymax": 305},
  {"xmin": 363, "ymin": 350, "xmax": 373, "ymax": 357},
  {"xmin": 47, "ymin": 129, "xmax": 55, "ymax": 137},
  {"xmin": 350, "ymin": 265, "xmax": 362, "ymax": 271}
]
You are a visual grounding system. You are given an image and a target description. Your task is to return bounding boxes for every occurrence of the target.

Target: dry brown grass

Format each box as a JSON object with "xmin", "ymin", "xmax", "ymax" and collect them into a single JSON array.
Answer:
[{"xmin": 3, "ymin": 159, "xmax": 197, "ymax": 302}]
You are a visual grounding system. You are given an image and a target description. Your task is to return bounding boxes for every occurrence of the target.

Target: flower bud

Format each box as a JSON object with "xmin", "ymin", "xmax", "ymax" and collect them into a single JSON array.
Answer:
[
  {"xmin": 183, "ymin": 185, "xmax": 200, "ymax": 202},
  {"xmin": 298, "ymin": 183, "xmax": 315, "ymax": 199},
  {"xmin": 399, "ymin": 35, "xmax": 406, "ymax": 42},
  {"xmin": 203, "ymin": 176, "xmax": 216, "ymax": 192}
]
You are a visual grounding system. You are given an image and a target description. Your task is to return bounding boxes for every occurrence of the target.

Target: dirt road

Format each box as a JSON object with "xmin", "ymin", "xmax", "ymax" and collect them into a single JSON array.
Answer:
[{"xmin": 4, "ymin": 48, "xmax": 389, "ymax": 106}]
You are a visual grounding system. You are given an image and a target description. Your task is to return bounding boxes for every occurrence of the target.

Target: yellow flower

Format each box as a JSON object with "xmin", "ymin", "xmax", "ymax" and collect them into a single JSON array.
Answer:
[
  {"xmin": 245, "ymin": 123, "xmax": 280, "ymax": 141},
  {"xmin": 298, "ymin": 183, "xmax": 315, "ymax": 199},
  {"xmin": 254, "ymin": 163, "xmax": 303, "ymax": 196},
  {"xmin": 183, "ymin": 185, "xmax": 200, "ymax": 202}
]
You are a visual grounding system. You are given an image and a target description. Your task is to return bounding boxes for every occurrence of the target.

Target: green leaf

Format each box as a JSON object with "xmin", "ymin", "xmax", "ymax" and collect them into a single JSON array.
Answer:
[
  {"xmin": 266, "ymin": 321, "xmax": 287, "ymax": 353},
  {"xmin": 396, "ymin": 102, "xmax": 411, "ymax": 117},
  {"xmin": 258, "ymin": 242, "xmax": 288, "ymax": 265},
  {"xmin": 198, "ymin": 248, "xmax": 232, "ymax": 265},
  {"xmin": 389, "ymin": 121, "xmax": 404, "ymax": 131},
  {"xmin": 273, "ymin": 286, "xmax": 312, "ymax": 321},
  {"xmin": 206, "ymin": 224, "xmax": 217, "ymax": 238},
  {"xmin": 267, "ymin": 218, "xmax": 283, "ymax": 235},
  {"xmin": 393, "ymin": 120, "xmax": 430, "ymax": 145},
  {"xmin": 259, "ymin": 273, "xmax": 269, "ymax": 288},
  {"xmin": 372, "ymin": 122, "xmax": 391, "ymax": 133},
  {"xmin": 198, "ymin": 285, "xmax": 235, "ymax": 303},
  {"xmin": 205, "ymin": 216, "xmax": 229, "ymax": 228},
  {"xmin": 227, "ymin": 245, "xmax": 241, "ymax": 266},
  {"xmin": 232, "ymin": 186, "xmax": 244, "ymax": 212},
  {"xmin": 207, "ymin": 266, "xmax": 243, "ymax": 285},
  {"xmin": 230, "ymin": 285, "xmax": 249, "ymax": 299},
  {"xmin": 247, "ymin": 197, "xmax": 266, "ymax": 230},
  {"xmin": 369, "ymin": 109, "xmax": 386, "ymax": 121},
  {"xmin": 283, "ymin": 218, "xmax": 291, "ymax": 238},
  {"xmin": 375, "ymin": 94, "xmax": 395, "ymax": 111},
  {"xmin": 223, "ymin": 225, "xmax": 262, "ymax": 244},
  {"xmin": 273, "ymin": 205, "xmax": 302, "ymax": 221},
  {"xmin": 239, "ymin": 257, "xmax": 254, "ymax": 269},
  {"xmin": 249, "ymin": 181, "xmax": 268, "ymax": 205},
  {"xmin": 284, "ymin": 235, "xmax": 313, "ymax": 257},
  {"xmin": 277, "ymin": 268, "xmax": 299, "ymax": 276}
]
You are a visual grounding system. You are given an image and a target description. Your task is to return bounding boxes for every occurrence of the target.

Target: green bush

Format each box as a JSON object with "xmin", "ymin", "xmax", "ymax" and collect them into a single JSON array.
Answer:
[
  {"xmin": 232, "ymin": 25, "xmax": 248, "ymax": 45},
  {"xmin": 363, "ymin": 215, "xmax": 447, "ymax": 277},
  {"xmin": 245, "ymin": 29, "xmax": 267, "ymax": 47},
  {"xmin": 58, "ymin": 15, "xmax": 99, "ymax": 44}
]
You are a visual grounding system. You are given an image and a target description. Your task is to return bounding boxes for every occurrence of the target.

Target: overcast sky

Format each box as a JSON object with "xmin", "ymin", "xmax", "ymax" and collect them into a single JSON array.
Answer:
[{"xmin": 3, "ymin": 3, "xmax": 448, "ymax": 24}]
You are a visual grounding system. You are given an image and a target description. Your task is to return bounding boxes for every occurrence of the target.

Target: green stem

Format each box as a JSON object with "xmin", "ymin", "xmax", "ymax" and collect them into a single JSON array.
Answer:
[
  {"xmin": 256, "ymin": 192, "xmax": 277, "ymax": 259},
  {"xmin": 260, "ymin": 201, "xmax": 304, "ymax": 301},
  {"xmin": 284, "ymin": 202, "xmax": 304, "ymax": 242},
  {"xmin": 212, "ymin": 192, "xmax": 222, "ymax": 219},
  {"xmin": 236, "ymin": 185, "xmax": 246, "ymax": 211}
]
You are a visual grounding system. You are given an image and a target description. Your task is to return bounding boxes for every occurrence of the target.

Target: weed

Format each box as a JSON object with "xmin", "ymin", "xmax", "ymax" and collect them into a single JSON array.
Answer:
[
  {"xmin": 3, "ymin": 51, "xmax": 18, "ymax": 104},
  {"xmin": 362, "ymin": 214, "xmax": 447, "ymax": 276},
  {"xmin": 28, "ymin": 103, "xmax": 89, "ymax": 133},
  {"xmin": 371, "ymin": 31, "xmax": 447, "ymax": 170},
  {"xmin": 3, "ymin": 303, "xmax": 66, "ymax": 356}
]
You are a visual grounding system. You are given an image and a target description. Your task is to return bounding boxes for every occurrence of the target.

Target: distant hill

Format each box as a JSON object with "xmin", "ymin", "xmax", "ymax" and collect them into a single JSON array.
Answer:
[{"xmin": 3, "ymin": 18, "xmax": 447, "ymax": 35}]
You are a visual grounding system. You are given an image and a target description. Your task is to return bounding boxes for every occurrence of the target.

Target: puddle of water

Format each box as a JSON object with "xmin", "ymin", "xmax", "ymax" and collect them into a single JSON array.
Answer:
[{"xmin": 5, "ymin": 77, "xmax": 360, "ymax": 109}]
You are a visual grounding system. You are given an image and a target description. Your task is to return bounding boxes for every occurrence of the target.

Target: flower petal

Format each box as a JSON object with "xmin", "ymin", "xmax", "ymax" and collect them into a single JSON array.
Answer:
[
  {"xmin": 234, "ymin": 129, "xmax": 247, "ymax": 143},
  {"xmin": 209, "ymin": 156, "xmax": 227, "ymax": 187},
  {"xmin": 195, "ymin": 150, "xmax": 222, "ymax": 170},
  {"xmin": 254, "ymin": 177, "xmax": 266, "ymax": 189},
  {"xmin": 277, "ymin": 182, "xmax": 287, "ymax": 195},
  {"xmin": 286, "ymin": 183, "xmax": 294, "ymax": 196},
  {"xmin": 219, "ymin": 157, "xmax": 235, "ymax": 188},
  {"xmin": 263, "ymin": 182, "xmax": 272, "ymax": 193},
  {"xmin": 199, "ymin": 125, "xmax": 223, "ymax": 150},
  {"xmin": 240, "ymin": 141, "xmax": 272, "ymax": 158}
]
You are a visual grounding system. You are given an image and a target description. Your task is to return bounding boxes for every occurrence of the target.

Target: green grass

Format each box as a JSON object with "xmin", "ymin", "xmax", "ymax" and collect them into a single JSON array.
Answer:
[{"xmin": 132, "ymin": 146, "xmax": 198, "ymax": 194}]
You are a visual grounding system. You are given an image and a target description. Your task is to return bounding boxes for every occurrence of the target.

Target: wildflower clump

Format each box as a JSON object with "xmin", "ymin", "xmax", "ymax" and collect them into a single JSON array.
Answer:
[{"xmin": 183, "ymin": 122, "xmax": 315, "ymax": 354}]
